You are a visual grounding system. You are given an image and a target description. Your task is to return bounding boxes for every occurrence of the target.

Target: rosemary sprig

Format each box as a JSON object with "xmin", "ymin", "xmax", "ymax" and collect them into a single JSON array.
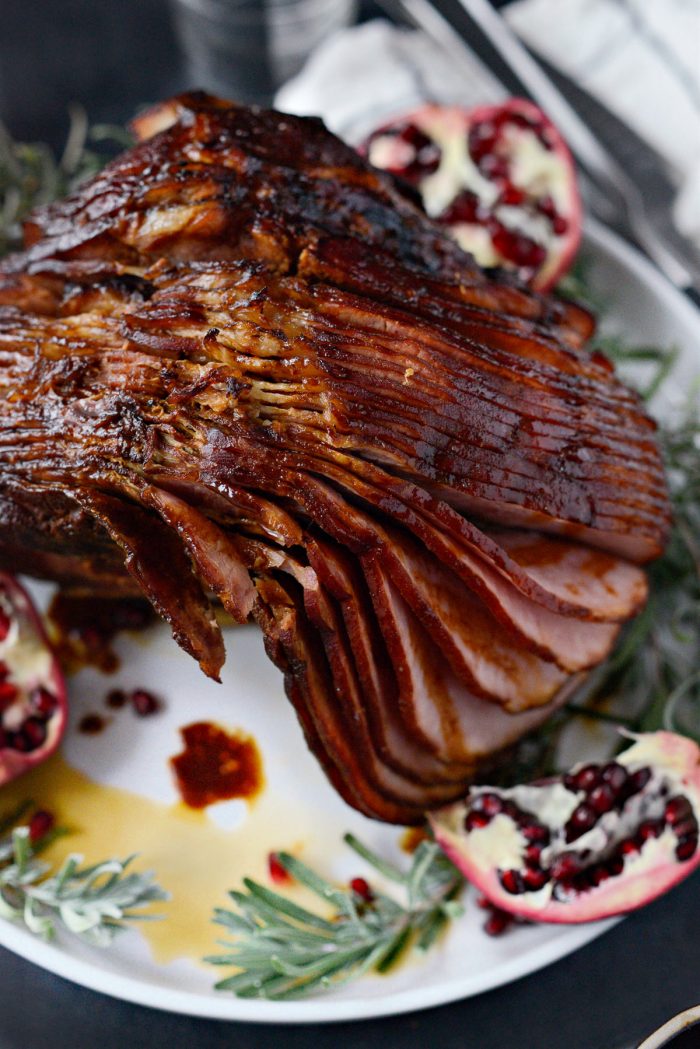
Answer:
[
  {"xmin": 0, "ymin": 805, "xmax": 168, "ymax": 946},
  {"xmin": 206, "ymin": 833, "xmax": 464, "ymax": 1000},
  {"xmin": 0, "ymin": 109, "xmax": 132, "ymax": 255}
]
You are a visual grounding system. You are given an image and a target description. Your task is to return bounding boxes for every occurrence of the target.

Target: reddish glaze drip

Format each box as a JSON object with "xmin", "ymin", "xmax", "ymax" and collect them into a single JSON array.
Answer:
[
  {"xmin": 49, "ymin": 593, "xmax": 155, "ymax": 674},
  {"xmin": 170, "ymin": 721, "xmax": 264, "ymax": 810}
]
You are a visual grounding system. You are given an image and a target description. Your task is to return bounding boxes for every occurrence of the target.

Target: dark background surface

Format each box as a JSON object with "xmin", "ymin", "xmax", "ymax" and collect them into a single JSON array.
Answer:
[{"xmin": 1, "ymin": 2, "xmax": 699, "ymax": 1047}]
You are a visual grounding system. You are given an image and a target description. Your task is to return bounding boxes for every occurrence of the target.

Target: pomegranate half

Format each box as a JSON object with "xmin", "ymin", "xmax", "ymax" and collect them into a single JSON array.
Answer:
[
  {"xmin": 0, "ymin": 574, "xmax": 67, "ymax": 786},
  {"xmin": 364, "ymin": 98, "xmax": 582, "ymax": 291},
  {"xmin": 430, "ymin": 732, "xmax": 700, "ymax": 924}
]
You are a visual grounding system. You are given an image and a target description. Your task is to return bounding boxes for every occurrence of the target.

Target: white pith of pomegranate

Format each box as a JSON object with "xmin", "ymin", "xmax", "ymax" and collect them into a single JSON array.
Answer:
[
  {"xmin": 364, "ymin": 99, "xmax": 582, "ymax": 291},
  {"xmin": 430, "ymin": 732, "xmax": 700, "ymax": 924},
  {"xmin": 0, "ymin": 574, "xmax": 67, "ymax": 786}
]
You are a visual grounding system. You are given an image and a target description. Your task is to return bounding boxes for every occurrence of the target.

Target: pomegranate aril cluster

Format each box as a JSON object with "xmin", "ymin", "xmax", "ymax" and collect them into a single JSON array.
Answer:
[
  {"xmin": 464, "ymin": 760, "xmax": 699, "ymax": 901},
  {"xmin": 0, "ymin": 646, "xmax": 58, "ymax": 754}
]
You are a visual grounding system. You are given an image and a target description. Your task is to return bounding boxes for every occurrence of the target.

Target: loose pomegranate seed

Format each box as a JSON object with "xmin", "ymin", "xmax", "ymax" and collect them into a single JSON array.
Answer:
[
  {"xmin": 589, "ymin": 784, "xmax": 615, "ymax": 814},
  {"xmin": 600, "ymin": 762, "xmax": 628, "ymax": 794},
  {"xmin": 130, "ymin": 689, "xmax": 160, "ymax": 717},
  {"xmin": 472, "ymin": 792, "xmax": 504, "ymax": 817},
  {"xmin": 484, "ymin": 908, "xmax": 514, "ymax": 937},
  {"xmin": 676, "ymin": 836, "xmax": 698, "ymax": 862},
  {"xmin": 638, "ymin": 819, "xmax": 665, "ymax": 841},
  {"xmin": 267, "ymin": 852, "xmax": 292, "ymax": 885},
  {"xmin": 0, "ymin": 680, "xmax": 18, "ymax": 710},
  {"xmin": 665, "ymin": 796, "xmax": 693, "ymax": 825},
  {"xmin": 106, "ymin": 688, "xmax": 127, "ymax": 709},
  {"xmin": 499, "ymin": 869, "xmax": 524, "ymax": 895},
  {"xmin": 29, "ymin": 809, "xmax": 55, "ymax": 842},
  {"xmin": 565, "ymin": 803, "xmax": 596, "ymax": 841},
  {"xmin": 0, "ymin": 606, "xmax": 10, "ymax": 641},
  {"xmin": 30, "ymin": 687, "xmax": 57, "ymax": 719},
  {"xmin": 14, "ymin": 717, "xmax": 47, "ymax": 752},
  {"xmin": 350, "ymin": 877, "xmax": 374, "ymax": 902},
  {"xmin": 465, "ymin": 810, "xmax": 491, "ymax": 832}
]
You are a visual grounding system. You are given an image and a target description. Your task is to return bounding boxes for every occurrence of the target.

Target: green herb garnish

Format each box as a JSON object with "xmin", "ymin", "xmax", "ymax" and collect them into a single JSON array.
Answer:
[
  {"xmin": 206, "ymin": 833, "xmax": 464, "ymax": 1000},
  {"xmin": 0, "ymin": 803, "xmax": 167, "ymax": 946}
]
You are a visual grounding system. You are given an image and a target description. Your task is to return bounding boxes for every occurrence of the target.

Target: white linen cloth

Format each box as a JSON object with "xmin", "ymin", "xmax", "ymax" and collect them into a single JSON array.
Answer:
[{"xmin": 276, "ymin": 0, "xmax": 700, "ymax": 246}]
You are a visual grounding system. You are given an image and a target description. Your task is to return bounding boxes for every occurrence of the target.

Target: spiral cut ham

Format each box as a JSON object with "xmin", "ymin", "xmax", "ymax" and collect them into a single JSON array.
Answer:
[{"xmin": 0, "ymin": 93, "xmax": 670, "ymax": 822}]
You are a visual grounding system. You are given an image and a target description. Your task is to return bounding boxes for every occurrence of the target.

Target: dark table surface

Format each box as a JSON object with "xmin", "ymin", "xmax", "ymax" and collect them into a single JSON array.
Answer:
[{"xmin": 1, "ymin": 3, "xmax": 699, "ymax": 1047}]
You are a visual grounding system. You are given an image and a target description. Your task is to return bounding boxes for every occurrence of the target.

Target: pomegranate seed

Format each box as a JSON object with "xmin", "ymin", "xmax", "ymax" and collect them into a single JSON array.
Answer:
[
  {"xmin": 499, "ymin": 869, "xmax": 524, "ymax": 895},
  {"xmin": 0, "ymin": 727, "xmax": 8, "ymax": 748},
  {"xmin": 15, "ymin": 717, "xmax": 47, "ymax": 752},
  {"xmin": 552, "ymin": 215, "xmax": 568, "ymax": 235},
  {"xmin": 588, "ymin": 865, "xmax": 611, "ymax": 888},
  {"xmin": 499, "ymin": 183, "xmax": 525, "ymax": 207},
  {"xmin": 476, "ymin": 895, "xmax": 493, "ymax": 910},
  {"xmin": 130, "ymin": 689, "xmax": 160, "ymax": 717},
  {"xmin": 672, "ymin": 817, "xmax": 698, "ymax": 841},
  {"xmin": 440, "ymin": 189, "xmax": 482, "ymax": 226},
  {"xmin": 552, "ymin": 878, "xmax": 578, "ymax": 901},
  {"xmin": 538, "ymin": 195, "xmax": 557, "ymax": 220},
  {"xmin": 627, "ymin": 767, "xmax": 652, "ymax": 795},
  {"xmin": 551, "ymin": 851, "xmax": 582, "ymax": 880},
  {"xmin": 524, "ymin": 844, "xmax": 543, "ymax": 866},
  {"xmin": 30, "ymin": 687, "xmax": 57, "ymax": 719},
  {"xmin": 29, "ymin": 810, "xmax": 55, "ymax": 842},
  {"xmin": 589, "ymin": 784, "xmax": 615, "ymax": 815},
  {"xmin": 620, "ymin": 838, "xmax": 640, "ymax": 856},
  {"xmin": 267, "ymin": 852, "xmax": 292, "ymax": 886},
  {"xmin": 106, "ymin": 689, "xmax": 127, "ymax": 709},
  {"xmin": 472, "ymin": 792, "xmax": 504, "ymax": 817},
  {"xmin": 521, "ymin": 821, "xmax": 550, "ymax": 844},
  {"xmin": 600, "ymin": 762, "xmax": 628, "ymax": 794},
  {"xmin": 607, "ymin": 855, "xmax": 624, "ymax": 877},
  {"xmin": 572, "ymin": 764, "xmax": 601, "ymax": 792},
  {"xmin": 468, "ymin": 121, "xmax": 497, "ymax": 163},
  {"xmin": 491, "ymin": 225, "xmax": 546, "ymax": 270},
  {"xmin": 0, "ymin": 607, "xmax": 10, "ymax": 641},
  {"xmin": 522, "ymin": 867, "xmax": 550, "ymax": 891},
  {"xmin": 0, "ymin": 680, "xmax": 18, "ymax": 710},
  {"xmin": 638, "ymin": 819, "xmax": 665, "ymax": 841},
  {"xmin": 0, "ymin": 660, "xmax": 8, "ymax": 680},
  {"xmin": 350, "ymin": 877, "xmax": 374, "ymax": 902},
  {"xmin": 465, "ymin": 810, "xmax": 491, "ymax": 832},
  {"xmin": 665, "ymin": 796, "xmax": 693, "ymax": 826},
  {"xmin": 480, "ymin": 154, "xmax": 509, "ymax": 181},
  {"xmin": 676, "ymin": 836, "xmax": 698, "ymax": 862},
  {"xmin": 484, "ymin": 908, "xmax": 514, "ymax": 937},
  {"xmin": 565, "ymin": 803, "xmax": 596, "ymax": 841}
]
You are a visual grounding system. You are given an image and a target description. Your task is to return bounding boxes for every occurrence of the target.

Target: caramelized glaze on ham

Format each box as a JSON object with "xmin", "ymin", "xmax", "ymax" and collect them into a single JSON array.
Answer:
[{"xmin": 0, "ymin": 94, "xmax": 670, "ymax": 822}]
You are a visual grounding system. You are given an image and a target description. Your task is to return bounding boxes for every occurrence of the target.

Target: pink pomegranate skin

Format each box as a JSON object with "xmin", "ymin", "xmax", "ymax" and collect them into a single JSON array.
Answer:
[
  {"xmin": 430, "ymin": 732, "xmax": 700, "ymax": 924},
  {"xmin": 363, "ymin": 98, "xmax": 582, "ymax": 292},
  {"xmin": 0, "ymin": 574, "xmax": 67, "ymax": 786}
]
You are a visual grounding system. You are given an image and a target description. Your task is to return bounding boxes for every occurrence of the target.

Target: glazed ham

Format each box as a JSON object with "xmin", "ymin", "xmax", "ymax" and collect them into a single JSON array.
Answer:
[{"xmin": 0, "ymin": 93, "xmax": 670, "ymax": 822}]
